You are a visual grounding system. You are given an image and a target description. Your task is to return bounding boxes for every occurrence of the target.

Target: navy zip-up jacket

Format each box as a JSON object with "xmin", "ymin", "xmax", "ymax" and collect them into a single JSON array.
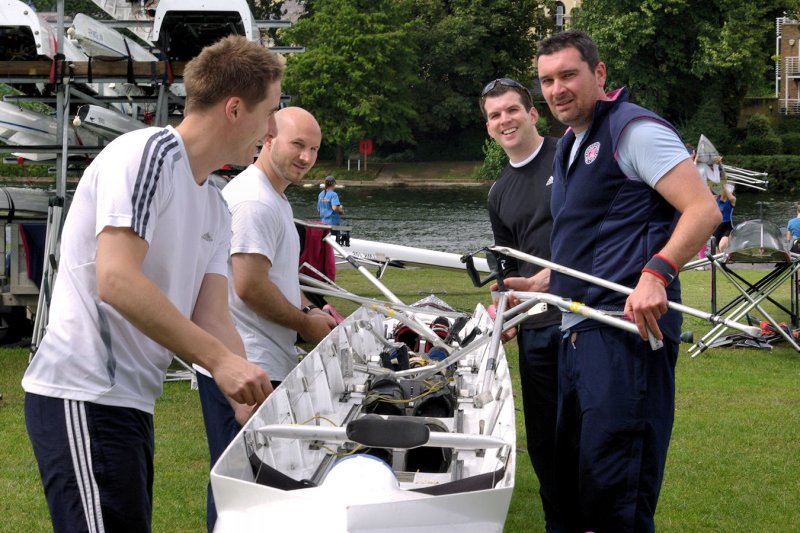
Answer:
[{"xmin": 549, "ymin": 87, "xmax": 682, "ymax": 339}]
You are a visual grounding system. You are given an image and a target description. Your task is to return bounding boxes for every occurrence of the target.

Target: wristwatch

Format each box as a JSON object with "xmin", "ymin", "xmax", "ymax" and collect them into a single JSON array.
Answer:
[{"xmin": 302, "ymin": 304, "xmax": 319, "ymax": 314}]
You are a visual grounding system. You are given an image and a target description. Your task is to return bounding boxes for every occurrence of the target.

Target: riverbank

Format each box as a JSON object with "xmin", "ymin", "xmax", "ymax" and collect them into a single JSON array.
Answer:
[
  {"xmin": 0, "ymin": 160, "xmax": 489, "ymax": 188},
  {"xmin": 304, "ymin": 160, "xmax": 488, "ymax": 188}
]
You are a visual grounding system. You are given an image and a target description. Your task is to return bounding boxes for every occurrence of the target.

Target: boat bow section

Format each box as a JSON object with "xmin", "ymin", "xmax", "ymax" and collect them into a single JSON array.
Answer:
[{"xmin": 211, "ymin": 302, "xmax": 516, "ymax": 532}]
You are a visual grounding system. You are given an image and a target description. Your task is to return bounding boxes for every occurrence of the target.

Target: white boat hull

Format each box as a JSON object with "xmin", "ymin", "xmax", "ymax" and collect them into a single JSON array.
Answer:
[
  {"xmin": 75, "ymin": 104, "xmax": 147, "ymax": 140},
  {"xmin": 69, "ymin": 13, "xmax": 158, "ymax": 61},
  {"xmin": 0, "ymin": 0, "xmax": 86, "ymax": 61},
  {"xmin": 343, "ymin": 238, "xmax": 491, "ymax": 273},
  {"xmin": 211, "ymin": 300, "xmax": 515, "ymax": 532},
  {"xmin": 0, "ymin": 101, "xmax": 99, "ymax": 161}
]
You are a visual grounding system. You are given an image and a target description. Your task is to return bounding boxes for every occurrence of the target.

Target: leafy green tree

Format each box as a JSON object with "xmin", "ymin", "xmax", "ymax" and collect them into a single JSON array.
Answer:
[
  {"xmin": 476, "ymin": 139, "xmax": 508, "ymax": 181},
  {"xmin": 573, "ymin": 0, "xmax": 799, "ymax": 130},
  {"xmin": 280, "ymin": 0, "xmax": 418, "ymax": 165},
  {"xmin": 30, "ymin": 1, "xmax": 109, "ymax": 18},
  {"xmin": 411, "ymin": 0, "xmax": 553, "ymax": 157}
]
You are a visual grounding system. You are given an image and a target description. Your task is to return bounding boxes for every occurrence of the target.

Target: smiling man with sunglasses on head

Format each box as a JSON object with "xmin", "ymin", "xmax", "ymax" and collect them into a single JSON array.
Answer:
[{"xmin": 480, "ymin": 77, "xmax": 563, "ymax": 532}]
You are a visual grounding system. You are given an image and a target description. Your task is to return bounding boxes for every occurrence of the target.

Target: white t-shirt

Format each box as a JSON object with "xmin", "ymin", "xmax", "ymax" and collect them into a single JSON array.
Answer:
[
  {"xmin": 23, "ymin": 126, "xmax": 231, "ymax": 413},
  {"xmin": 222, "ymin": 165, "xmax": 301, "ymax": 381}
]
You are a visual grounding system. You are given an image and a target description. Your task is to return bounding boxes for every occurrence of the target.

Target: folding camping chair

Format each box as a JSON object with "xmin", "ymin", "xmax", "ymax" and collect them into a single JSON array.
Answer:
[{"xmin": 688, "ymin": 220, "xmax": 800, "ymax": 356}]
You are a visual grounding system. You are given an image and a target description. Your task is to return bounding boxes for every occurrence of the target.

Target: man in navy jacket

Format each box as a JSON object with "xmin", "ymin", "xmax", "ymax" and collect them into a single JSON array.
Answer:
[{"xmin": 537, "ymin": 30, "xmax": 720, "ymax": 532}]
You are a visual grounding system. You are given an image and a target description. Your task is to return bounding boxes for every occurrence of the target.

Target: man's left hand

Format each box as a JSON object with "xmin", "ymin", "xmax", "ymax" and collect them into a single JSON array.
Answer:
[{"xmin": 624, "ymin": 272, "xmax": 669, "ymax": 341}]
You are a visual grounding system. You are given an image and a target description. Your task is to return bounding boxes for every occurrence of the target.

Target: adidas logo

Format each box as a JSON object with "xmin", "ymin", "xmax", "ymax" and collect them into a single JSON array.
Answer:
[
  {"xmin": 546, "ymin": 176, "xmax": 554, "ymax": 186},
  {"xmin": 201, "ymin": 232, "xmax": 213, "ymax": 242}
]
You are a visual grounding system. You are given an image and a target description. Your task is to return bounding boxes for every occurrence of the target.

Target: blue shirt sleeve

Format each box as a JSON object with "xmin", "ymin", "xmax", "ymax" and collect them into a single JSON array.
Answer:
[{"xmin": 616, "ymin": 120, "xmax": 691, "ymax": 189}]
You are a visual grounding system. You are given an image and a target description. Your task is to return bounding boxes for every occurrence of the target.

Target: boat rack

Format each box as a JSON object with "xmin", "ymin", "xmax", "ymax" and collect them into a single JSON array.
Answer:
[
  {"xmin": 0, "ymin": 58, "xmax": 186, "ymax": 84},
  {"xmin": 1, "ymin": 60, "xmax": 186, "ymax": 358},
  {"xmin": 1, "ymin": 2, "xmax": 301, "ymax": 360}
]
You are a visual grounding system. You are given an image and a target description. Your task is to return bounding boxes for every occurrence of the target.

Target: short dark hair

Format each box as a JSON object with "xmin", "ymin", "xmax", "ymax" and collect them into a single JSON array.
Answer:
[
  {"xmin": 479, "ymin": 78, "xmax": 534, "ymax": 119},
  {"xmin": 537, "ymin": 29, "xmax": 601, "ymax": 71}
]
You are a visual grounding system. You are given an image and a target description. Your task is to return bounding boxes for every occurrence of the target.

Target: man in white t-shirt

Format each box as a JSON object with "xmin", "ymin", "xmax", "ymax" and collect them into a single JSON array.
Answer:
[
  {"xmin": 197, "ymin": 106, "xmax": 337, "ymax": 531},
  {"xmin": 21, "ymin": 36, "xmax": 278, "ymax": 533}
]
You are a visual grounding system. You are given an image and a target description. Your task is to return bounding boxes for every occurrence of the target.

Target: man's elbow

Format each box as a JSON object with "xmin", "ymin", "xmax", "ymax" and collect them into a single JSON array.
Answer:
[
  {"xmin": 96, "ymin": 267, "xmax": 128, "ymax": 307},
  {"xmin": 236, "ymin": 283, "xmax": 256, "ymax": 307}
]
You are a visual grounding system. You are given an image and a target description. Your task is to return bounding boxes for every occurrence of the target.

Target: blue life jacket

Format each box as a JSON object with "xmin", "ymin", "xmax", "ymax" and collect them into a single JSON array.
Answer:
[{"xmin": 550, "ymin": 88, "xmax": 682, "ymax": 337}]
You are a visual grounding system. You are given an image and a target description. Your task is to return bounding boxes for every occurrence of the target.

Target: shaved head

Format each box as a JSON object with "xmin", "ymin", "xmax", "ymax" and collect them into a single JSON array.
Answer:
[
  {"xmin": 259, "ymin": 106, "xmax": 322, "ymax": 191},
  {"xmin": 274, "ymin": 106, "xmax": 320, "ymax": 137}
]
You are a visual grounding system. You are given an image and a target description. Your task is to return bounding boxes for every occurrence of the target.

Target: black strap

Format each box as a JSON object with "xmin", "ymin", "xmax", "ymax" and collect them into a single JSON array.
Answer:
[
  {"xmin": 2, "ymin": 187, "xmax": 15, "ymax": 223},
  {"xmin": 411, "ymin": 466, "xmax": 507, "ymax": 495},
  {"xmin": 245, "ymin": 432, "xmax": 315, "ymax": 491}
]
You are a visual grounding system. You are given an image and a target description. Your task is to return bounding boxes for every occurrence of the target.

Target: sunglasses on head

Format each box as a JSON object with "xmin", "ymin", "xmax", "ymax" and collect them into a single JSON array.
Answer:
[{"xmin": 481, "ymin": 78, "xmax": 526, "ymax": 97}]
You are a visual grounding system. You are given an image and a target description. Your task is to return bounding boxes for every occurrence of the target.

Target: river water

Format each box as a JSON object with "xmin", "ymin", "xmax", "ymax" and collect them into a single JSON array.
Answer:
[
  {"xmin": 288, "ymin": 185, "xmax": 495, "ymax": 254},
  {"xmin": 288, "ymin": 185, "xmax": 798, "ymax": 254}
]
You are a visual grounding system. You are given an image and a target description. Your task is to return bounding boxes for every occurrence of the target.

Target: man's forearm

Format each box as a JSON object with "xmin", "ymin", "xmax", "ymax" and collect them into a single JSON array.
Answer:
[
  {"xmin": 241, "ymin": 278, "xmax": 307, "ymax": 332},
  {"xmin": 100, "ymin": 267, "xmax": 237, "ymax": 374},
  {"xmin": 656, "ymin": 204, "xmax": 719, "ymax": 269}
]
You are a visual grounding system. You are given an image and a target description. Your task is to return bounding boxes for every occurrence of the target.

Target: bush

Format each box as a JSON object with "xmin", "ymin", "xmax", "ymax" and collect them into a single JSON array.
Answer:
[
  {"xmin": 724, "ymin": 155, "xmax": 800, "ymax": 193},
  {"xmin": 536, "ymin": 115, "xmax": 550, "ymax": 137},
  {"xmin": 737, "ymin": 114, "xmax": 782, "ymax": 155},
  {"xmin": 740, "ymin": 135, "xmax": 783, "ymax": 155},
  {"xmin": 777, "ymin": 117, "xmax": 800, "ymax": 134},
  {"xmin": 678, "ymin": 97, "xmax": 732, "ymax": 152},
  {"xmin": 746, "ymin": 113, "xmax": 773, "ymax": 138},
  {"xmin": 474, "ymin": 139, "xmax": 508, "ymax": 182},
  {"xmin": 781, "ymin": 132, "xmax": 800, "ymax": 155},
  {"xmin": 380, "ymin": 150, "xmax": 416, "ymax": 163}
]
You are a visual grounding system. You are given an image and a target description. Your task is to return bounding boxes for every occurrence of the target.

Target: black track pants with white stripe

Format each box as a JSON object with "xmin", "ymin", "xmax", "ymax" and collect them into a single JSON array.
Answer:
[{"xmin": 25, "ymin": 393, "xmax": 154, "ymax": 533}]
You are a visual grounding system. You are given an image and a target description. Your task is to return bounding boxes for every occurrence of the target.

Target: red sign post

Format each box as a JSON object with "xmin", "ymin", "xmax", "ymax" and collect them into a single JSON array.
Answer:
[{"xmin": 359, "ymin": 138, "xmax": 372, "ymax": 172}]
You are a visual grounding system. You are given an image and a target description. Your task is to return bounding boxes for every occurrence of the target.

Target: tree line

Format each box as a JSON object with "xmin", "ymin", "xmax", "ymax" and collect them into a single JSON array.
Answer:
[{"xmin": 32, "ymin": 0, "xmax": 800, "ymax": 162}]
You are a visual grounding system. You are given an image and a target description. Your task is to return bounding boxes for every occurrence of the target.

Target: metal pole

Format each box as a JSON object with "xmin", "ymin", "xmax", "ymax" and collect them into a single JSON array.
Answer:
[{"xmin": 490, "ymin": 245, "xmax": 762, "ymax": 338}]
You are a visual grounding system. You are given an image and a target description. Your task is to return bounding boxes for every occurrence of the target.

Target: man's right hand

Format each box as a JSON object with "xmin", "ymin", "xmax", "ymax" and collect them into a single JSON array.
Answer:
[
  {"xmin": 299, "ymin": 311, "xmax": 336, "ymax": 344},
  {"xmin": 488, "ymin": 282, "xmax": 518, "ymax": 343},
  {"xmin": 213, "ymin": 355, "xmax": 272, "ymax": 406}
]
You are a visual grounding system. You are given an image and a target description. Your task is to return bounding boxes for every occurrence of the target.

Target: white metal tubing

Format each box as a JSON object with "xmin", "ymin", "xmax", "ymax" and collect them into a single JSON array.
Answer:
[
  {"xmin": 324, "ymin": 235, "xmax": 402, "ymax": 304},
  {"xmin": 512, "ymin": 291, "xmax": 663, "ymax": 350},
  {"xmin": 491, "ymin": 246, "xmax": 763, "ymax": 338},
  {"xmin": 479, "ymin": 291, "xmax": 507, "ymax": 397},
  {"xmin": 397, "ymin": 298, "xmax": 538, "ymax": 380},
  {"xmin": 255, "ymin": 424, "xmax": 508, "ymax": 449},
  {"xmin": 368, "ymin": 303, "xmax": 451, "ymax": 353},
  {"xmin": 301, "ymin": 283, "xmax": 465, "ymax": 319},
  {"xmin": 323, "ymin": 235, "xmax": 459, "ymax": 352}
]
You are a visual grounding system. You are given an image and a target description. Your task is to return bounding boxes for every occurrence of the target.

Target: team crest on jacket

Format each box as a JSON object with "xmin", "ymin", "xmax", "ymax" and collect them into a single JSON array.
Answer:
[{"xmin": 584, "ymin": 142, "xmax": 600, "ymax": 165}]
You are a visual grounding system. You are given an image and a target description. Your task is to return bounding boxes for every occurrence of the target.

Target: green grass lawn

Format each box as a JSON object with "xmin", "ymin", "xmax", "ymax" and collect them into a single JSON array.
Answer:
[{"xmin": 1, "ymin": 267, "xmax": 798, "ymax": 532}]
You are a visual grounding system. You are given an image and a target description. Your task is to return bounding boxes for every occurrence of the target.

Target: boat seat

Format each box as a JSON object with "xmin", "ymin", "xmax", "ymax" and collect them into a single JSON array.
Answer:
[{"xmin": 346, "ymin": 414, "xmax": 430, "ymax": 449}]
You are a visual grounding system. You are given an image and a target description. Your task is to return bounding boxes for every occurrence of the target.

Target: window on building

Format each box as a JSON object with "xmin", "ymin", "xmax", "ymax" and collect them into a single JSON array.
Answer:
[{"xmin": 555, "ymin": 2, "xmax": 566, "ymax": 31}]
